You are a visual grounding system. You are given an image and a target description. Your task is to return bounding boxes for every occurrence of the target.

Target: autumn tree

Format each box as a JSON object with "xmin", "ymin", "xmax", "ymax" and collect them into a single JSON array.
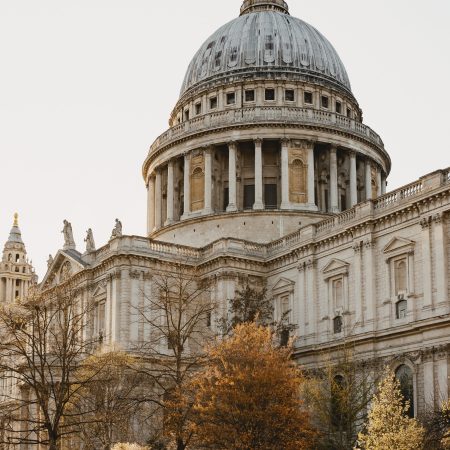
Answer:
[
  {"xmin": 136, "ymin": 263, "xmax": 216, "ymax": 450},
  {"xmin": 112, "ymin": 443, "xmax": 149, "ymax": 450},
  {"xmin": 420, "ymin": 399, "xmax": 450, "ymax": 449},
  {"xmin": 302, "ymin": 340, "xmax": 378, "ymax": 450},
  {"xmin": 190, "ymin": 322, "xmax": 316, "ymax": 450},
  {"xmin": 66, "ymin": 351, "xmax": 149, "ymax": 450},
  {"xmin": 358, "ymin": 368, "xmax": 425, "ymax": 450},
  {"xmin": 0, "ymin": 286, "xmax": 99, "ymax": 450}
]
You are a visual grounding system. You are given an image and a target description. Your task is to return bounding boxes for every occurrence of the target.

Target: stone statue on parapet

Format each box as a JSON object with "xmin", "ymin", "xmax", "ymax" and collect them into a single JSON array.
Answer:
[
  {"xmin": 47, "ymin": 254, "xmax": 54, "ymax": 269},
  {"xmin": 84, "ymin": 228, "xmax": 96, "ymax": 253},
  {"xmin": 110, "ymin": 219, "xmax": 123, "ymax": 240},
  {"xmin": 62, "ymin": 220, "xmax": 76, "ymax": 250}
]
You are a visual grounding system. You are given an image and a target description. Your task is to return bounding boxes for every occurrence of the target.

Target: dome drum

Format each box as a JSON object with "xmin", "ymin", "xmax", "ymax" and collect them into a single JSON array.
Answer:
[
  {"xmin": 144, "ymin": 0, "xmax": 390, "ymax": 247},
  {"xmin": 145, "ymin": 137, "xmax": 388, "ymax": 244}
]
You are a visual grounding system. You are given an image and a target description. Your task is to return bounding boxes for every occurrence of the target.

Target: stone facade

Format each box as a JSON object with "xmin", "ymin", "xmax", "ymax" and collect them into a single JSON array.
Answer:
[{"xmin": 1, "ymin": 0, "xmax": 450, "ymax": 446}]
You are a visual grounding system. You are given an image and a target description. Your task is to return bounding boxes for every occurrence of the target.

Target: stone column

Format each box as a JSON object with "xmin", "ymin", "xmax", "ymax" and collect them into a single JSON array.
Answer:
[
  {"xmin": 376, "ymin": 166, "xmax": 382, "ymax": 197},
  {"xmin": 421, "ymin": 217, "xmax": 433, "ymax": 309},
  {"xmin": 280, "ymin": 138, "xmax": 290, "ymax": 209},
  {"xmin": 350, "ymin": 151, "xmax": 358, "ymax": 207},
  {"xmin": 307, "ymin": 144, "xmax": 317, "ymax": 209},
  {"xmin": 329, "ymin": 146, "xmax": 339, "ymax": 213},
  {"xmin": 365, "ymin": 160, "xmax": 373, "ymax": 200},
  {"xmin": 364, "ymin": 239, "xmax": 376, "ymax": 329},
  {"xmin": 381, "ymin": 174, "xmax": 387, "ymax": 195},
  {"xmin": 253, "ymin": 138, "xmax": 264, "ymax": 210},
  {"xmin": 165, "ymin": 161, "xmax": 174, "ymax": 225},
  {"xmin": 204, "ymin": 146, "xmax": 213, "ymax": 213},
  {"xmin": 434, "ymin": 214, "xmax": 448, "ymax": 304},
  {"xmin": 226, "ymin": 142, "xmax": 238, "ymax": 212},
  {"xmin": 306, "ymin": 259, "xmax": 316, "ymax": 340},
  {"xmin": 147, "ymin": 176, "xmax": 155, "ymax": 234},
  {"xmin": 182, "ymin": 153, "xmax": 191, "ymax": 219},
  {"xmin": 298, "ymin": 262, "xmax": 307, "ymax": 339},
  {"xmin": 154, "ymin": 169, "xmax": 162, "ymax": 229},
  {"xmin": 353, "ymin": 242, "xmax": 363, "ymax": 325}
]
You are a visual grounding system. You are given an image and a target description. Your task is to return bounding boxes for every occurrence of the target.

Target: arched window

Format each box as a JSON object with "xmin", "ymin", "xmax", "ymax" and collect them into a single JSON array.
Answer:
[
  {"xmin": 190, "ymin": 166, "xmax": 205, "ymax": 212},
  {"xmin": 333, "ymin": 316, "xmax": 343, "ymax": 334},
  {"xmin": 396, "ymin": 299, "xmax": 407, "ymax": 319},
  {"xmin": 395, "ymin": 259, "xmax": 407, "ymax": 294},
  {"xmin": 396, "ymin": 365, "xmax": 414, "ymax": 418},
  {"xmin": 289, "ymin": 158, "xmax": 307, "ymax": 204},
  {"xmin": 15, "ymin": 254, "xmax": 20, "ymax": 263}
]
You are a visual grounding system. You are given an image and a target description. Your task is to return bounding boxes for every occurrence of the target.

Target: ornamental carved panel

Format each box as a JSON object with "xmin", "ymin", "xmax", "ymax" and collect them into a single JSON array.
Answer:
[
  {"xmin": 288, "ymin": 147, "xmax": 308, "ymax": 204},
  {"xmin": 190, "ymin": 154, "xmax": 205, "ymax": 212},
  {"xmin": 371, "ymin": 165, "xmax": 378, "ymax": 199}
]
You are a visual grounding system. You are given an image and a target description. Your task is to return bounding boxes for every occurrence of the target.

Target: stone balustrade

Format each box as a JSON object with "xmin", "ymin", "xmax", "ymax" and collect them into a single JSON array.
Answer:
[
  {"xmin": 148, "ymin": 106, "xmax": 385, "ymax": 157},
  {"xmin": 94, "ymin": 168, "xmax": 449, "ymax": 265}
]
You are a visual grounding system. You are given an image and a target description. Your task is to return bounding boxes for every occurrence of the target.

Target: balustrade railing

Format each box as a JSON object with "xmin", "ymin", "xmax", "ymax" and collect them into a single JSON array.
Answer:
[{"xmin": 149, "ymin": 106, "xmax": 384, "ymax": 154}]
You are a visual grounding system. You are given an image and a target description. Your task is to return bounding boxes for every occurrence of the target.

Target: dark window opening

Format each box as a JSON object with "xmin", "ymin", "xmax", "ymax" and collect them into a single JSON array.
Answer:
[
  {"xmin": 230, "ymin": 47, "xmax": 238, "ymax": 62},
  {"xmin": 396, "ymin": 365, "xmax": 414, "ymax": 418},
  {"xmin": 304, "ymin": 91, "xmax": 313, "ymax": 104},
  {"xmin": 210, "ymin": 97, "xmax": 217, "ymax": 109},
  {"xmin": 223, "ymin": 188, "xmax": 229, "ymax": 211},
  {"xmin": 321, "ymin": 96, "xmax": 329, "ymax": 109},
  {"xmin": 215, "ymin": 51, "xmax": 222, "ymax": 67},
  {"xmin": 245, "ymin": 89, "xmax": 255, "ymax": 102},
  {"xmin": 226, "ymin": 92, "xmax": 236, "ymax": 105},
  {"xmin": 15, "ymin": 280, "xmax": 20, "ymax": 287},
  {"xmin": 347, "ymin": 107, "xmax": 352, "ymax": 118},
  {"xmin": 285, "ymin": 89, "xmax": 295, "ymax": 102},
  {"xmin": 195, "ymin": 103, "xmax": 202, "ymax": 115},
  {"xmin": 15, "ymin": 254, "xmax": 20, "ymax": 263},
  {"xmin": 265, "ymin": 89, "xmax": 275, "ymax": 101},
  {"xmin": 333, "ymin": 316, "xmax": 343, "ymax": 334},
  {"xmin": 340, "ymin": 194, "xmax": 346, "ymax": 211},
  {"xmin": 336, "ymin": 101, "xmax": 342, "ymax": 114},
  {"xmin": 265, "ymin": 35, "xmax": 274, "ymax": 51},
  {"xmin": 184, "ymin": 110, "xmax": 190, "ymax": 121},
  {"xmin": 396, "ymin": 300, "xmax": 407, "ymax": 319},
  {"xmin": 280, "ymin": 329, "xmax": 290, "ymax": 347},
  {"xmin": 264, "ymin": 184, "xmax": 277, "ymax": 209},
  {"xmin": 15, "ymin": 290, "xmax": 19, "ymax": 298},
  {"xmin": 244, "ymin": 185, "xmax": 255, "ymax": 210}
]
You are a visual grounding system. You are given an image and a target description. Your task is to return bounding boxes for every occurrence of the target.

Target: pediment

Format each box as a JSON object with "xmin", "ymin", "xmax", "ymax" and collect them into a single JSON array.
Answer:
[
  {"xmin": 40, "ymin": 249, "xmax": 88, "ymax": 290},
  {"xmin": 383, "ymin": 237, "xmax": 415, "ymax": 255},
  {"xmin": 92, "ymin": 283, "xmax": 107, "ymax": 298},
  {"xmin": 322, "ymin": 259, "xmax": 349, "ymax": 279},
  {"xmin": 272, "ymin": 277, "xmax": 295, "ymax": 294}
]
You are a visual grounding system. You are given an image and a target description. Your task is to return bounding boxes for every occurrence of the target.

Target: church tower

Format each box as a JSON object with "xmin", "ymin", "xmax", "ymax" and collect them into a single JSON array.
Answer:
[{"xmin": 0, "ymin": 214, "xmax": 36, "ymax": 303}]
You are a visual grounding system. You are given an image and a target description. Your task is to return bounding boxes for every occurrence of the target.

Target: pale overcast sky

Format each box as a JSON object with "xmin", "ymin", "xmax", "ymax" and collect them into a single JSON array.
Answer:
[{"xmin": 0, "ymin": 0, "xmax": 449, "ymax": 278}]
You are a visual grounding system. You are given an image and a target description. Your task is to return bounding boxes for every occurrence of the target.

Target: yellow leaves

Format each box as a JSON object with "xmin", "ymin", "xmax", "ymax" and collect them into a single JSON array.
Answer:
[{"xmin": 358, "ymin": 368, "xmax": 425, "ymax": 450}]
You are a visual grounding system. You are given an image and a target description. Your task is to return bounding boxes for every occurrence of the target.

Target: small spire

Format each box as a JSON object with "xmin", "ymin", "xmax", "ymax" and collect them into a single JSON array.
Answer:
[
  {"xmin": 240, "ymin": 0, "xmax": 290, "ymax": 16},
  {"xmin": 13, "ymin": 213, "xmax": 19, "ymax": 227}
]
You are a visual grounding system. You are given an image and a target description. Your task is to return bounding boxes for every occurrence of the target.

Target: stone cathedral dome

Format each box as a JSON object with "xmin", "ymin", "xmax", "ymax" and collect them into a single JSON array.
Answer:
[
  {"xmin": 180, "ymin": 0, "xmax": 351, "ymax": 97},
  {"xmin": 143, "ymin": 0, "xmax": 390, "ymax": 247}
]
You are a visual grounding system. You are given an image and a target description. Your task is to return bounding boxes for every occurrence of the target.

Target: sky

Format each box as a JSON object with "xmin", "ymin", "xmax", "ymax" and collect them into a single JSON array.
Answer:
[{"xmin": 0, "ymin": 0, "xmax": 449, "ymax": 278}]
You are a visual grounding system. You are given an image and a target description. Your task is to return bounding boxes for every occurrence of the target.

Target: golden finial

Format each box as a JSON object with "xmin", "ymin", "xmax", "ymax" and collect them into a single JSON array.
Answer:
[{"xmin": 13, "ymin": 213, "xmax": 19, "ymax": 227}]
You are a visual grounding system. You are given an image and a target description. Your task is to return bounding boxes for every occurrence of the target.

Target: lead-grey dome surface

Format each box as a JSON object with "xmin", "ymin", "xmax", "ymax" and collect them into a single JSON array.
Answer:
[{"xmin": 180, "ymin": 10, "xmax": 351, "ymax": 97}]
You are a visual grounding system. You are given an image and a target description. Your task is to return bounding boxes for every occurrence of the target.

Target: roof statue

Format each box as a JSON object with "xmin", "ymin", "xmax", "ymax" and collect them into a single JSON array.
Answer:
[
  {"xmin": 110, "ymin": 219, "xmax": 123, "ymax": 240},
  {"xmin": 62, "ymin": 220, "xmax": 76, "ymax": 251},
  {"xmin": 47, "ymin": 254, "xmax": 54, "ymax": 269},
  {"xmin": 84, "ymin": 228, "xmax": 96, "ymax": 253}
]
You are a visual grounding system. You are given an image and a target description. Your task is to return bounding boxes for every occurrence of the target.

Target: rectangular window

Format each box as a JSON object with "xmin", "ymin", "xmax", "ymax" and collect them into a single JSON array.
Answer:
[
  {"xmin": 244, "ymin": 185, "xmax": 255, "ymax": 210},
  {"xmin": 336, "ymin": 101, "xmax": 342, "ymax": 114},
  {"xmin": 226, "ymin": 92, "xmax": 236, "ymax": 105},
  {"xmin": 347, "ymin": 107, "xmax": 352, "ymax": 118},
  {"xmin": 209, "ymin": 97, "xmax": 218, "ymax": 109},
  {"xmin": 245, "ymin": 89, "xmax": 255, "ymax": 102},
  {"xmin": 321, "ymin": 96, "xmax": 329, "ymax": 109},
  {"xmin": 264, "ymin": 184, "xmax": 278, "ymax": 209},
  {"xmin": 184, "ymin": 109, "xmax": 190, "ymax": 121},
  {"xmin": 265, "ymin": 88, "xmax": 275, "ymax": 101},
  {"xmin": 285, "ymin": 89, "xmax": 295, "ymax": 102},
  {"xmin": 195, "ymin": 103, "xmax": 202, "ymax": 115},
  {"xmin": 304, "ymin": 91, "xmax": 313, "ymax": 104}
]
